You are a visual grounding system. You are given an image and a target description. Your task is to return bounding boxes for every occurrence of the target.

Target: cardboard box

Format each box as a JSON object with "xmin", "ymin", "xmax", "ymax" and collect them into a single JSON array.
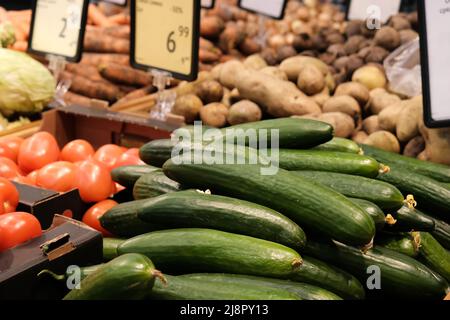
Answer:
[{"xmin": 0, "ymin": 215, "xmax": 103, "ymax": 300}]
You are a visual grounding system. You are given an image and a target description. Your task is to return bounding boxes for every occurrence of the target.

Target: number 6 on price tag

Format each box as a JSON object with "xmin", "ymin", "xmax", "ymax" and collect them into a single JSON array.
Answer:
[{"xmin": 131, "ymin": 0, "xmax": 200, "ymax": 81}]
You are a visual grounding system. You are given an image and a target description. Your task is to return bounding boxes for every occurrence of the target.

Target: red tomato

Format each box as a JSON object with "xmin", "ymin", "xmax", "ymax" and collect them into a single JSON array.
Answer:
[
  {"xmin": 36, "ymin": 161, "xmax": 77, "ymax": 192},
  {"xmin": 0, "ymin": 137, "xmax": 23, "ymax": 162},
  {"xmin": 93, "ymin": 144, "xmax": 126, "ymax": 171},
  {"xmin": 60, "ymin": 139, "xmax": 95, "ymax": 163},
  {"xmin": 18, "ymin": 132, "xmax": 60, "ymax": 174},
  {"xmin": 11, "ymin": 175, "xmax": 34, "ymax": 186},
  {"xmin": 0, "ymin": 143, "xmax": 15, "ymax": 161},
  {"xmin": 0, "ymin": 194, "xmax": 4, "ymax": 215},
  {"xmin": 26, "ymin": 170, "xmax": 39, "ymax": 186},
  {"xmin": 0, "ymin": 178, "xmax": 19, "ymax": 213},
  {"xmin": 76, "ymin": 160, "xmax": 113, "ymax": 203},
  {"xmin": 0, "ymin": 212, "xmax": 42, "ymax": 251},
  {"xmin": 0, "ymin": 157, "xmax": 21, "ymax": 179},
  {"xmin": 114, "ymin": 148, "xmax": 145, "ymax": 168},
  {"xmin": 82, "ymin": 200, "xmax": 117, "ymax": 237}
]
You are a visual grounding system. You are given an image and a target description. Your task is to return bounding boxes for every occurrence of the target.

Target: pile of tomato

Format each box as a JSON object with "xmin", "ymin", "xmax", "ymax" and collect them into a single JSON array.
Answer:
[{"xmin": 0, "ymin": 131, "xmax": 145, "ymax": 251}]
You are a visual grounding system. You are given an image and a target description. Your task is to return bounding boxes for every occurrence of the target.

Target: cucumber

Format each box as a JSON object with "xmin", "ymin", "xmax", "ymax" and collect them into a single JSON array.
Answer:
[
  {"xmin": 313, "ymin": 137, "xmax": 362, "ymax": 154},
  {"xmin": 149, "ymin": 275, "xmax": 300, "ymax": 300},
  {"xmin": 140, "ymin": 139, "xmax": 176, "ymax": 167},
  {"xmin": 133, "ymin": 171, "xmax": 183, "ymax": 200},
  {"xmin": 181, "ymin": 274, "xmax": 342, "ymax": 300},
  {"xmin": 361, "ymin": 144, "xmax": 450, "ymax": 183},
  {"xmin": 349, "ymin": 198, "xmax": 386, "ymax": 231},
  {"xmin": 293, "ymin": 171, "xmax": 404, "ymax": 210},
  {"xmin": 385, "ymin": 206, "xmax": 435, "ymax": 232},
  {"xmin": 432, "ymin": 219, "xmax": 450, "ymax": 250},
  {"xmin": 377, "ymin": 233, "xmax": 420, "ymax": 258},
  {"xmin": 441, "ymin": 183, "xmax": 450, "ymax": 190},
  {"xmin": 63, "ymin": 254, "xmax": 162, "ymax": 300},
  {"xmin": 278, "ymin": 150, "xmax": 382, "ymax": 178},
  {"xmin": 304, "ymin": 240, "xmax": 450, "ymax": 299},
  {"xmin": 163, "ymin": 160, "xmax": 375, "ymax": 246},
  {"xmin": 134, "ymin": 189, "xmax": 306, "ymax": 249},
  {"xmin": 103, "ymin": 238, "xmax": 125, "ymax": 260},
  {"xmin": 417, "ymin": 232, "xmax": 450, "ymax": 282},
  {"xmin": 377, "ymin": 166, "xmax": 450, "ymax": 217},
  {"xmin": 117, "ymin": 229, "xmax": 303, "ymax": 278},
  {"xmin": 111, "ymin": 165, "xmax": 159, "ymax": 188}
]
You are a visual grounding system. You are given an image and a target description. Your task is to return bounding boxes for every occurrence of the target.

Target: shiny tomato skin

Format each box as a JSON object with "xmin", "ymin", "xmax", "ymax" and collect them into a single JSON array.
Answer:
[
  {"xmin": 36, "ymin": 161, "xmax": 78, "ymax": 192},
  {"xmin": 0, "ymin": 143, "xmax": 15, "ymax": 161},
  {"xmin": 76, "ymin": 160, "xmax": 113, "ymax": 203},
  {"xmin": 0, "ymin": 194, "xmax": 4, "ymax": 215},
  {"xmin": 82, "ymin": 200, "xmax": 117, "ymax": 237},
  {"xmin": 0, "ymin": 137, "xmax": 23, "ymax": 162},
  {"xmin": 61, "ymin": 139, "xmax": 95, "ymax": 163},
  {"xmin": 114, "ymin": 148, "xmax": 145, "ymax": 168},
  {"xmin": 93, "ymin": 144, "xmax": 126, "ymax": 171},
  {"xmin": 0, "ymin": 157, "xmax": 21, "ymax": 179},
  {"xmin": 0, "ymin": 177, "xmax": 19, "ymax": 213},
  {"xmin": 26, "ymin": 170, "xmax": 39, "ymax": 186},
  {"xmin": 0, "ymin": 212, "xmax": 42, "ymax": 251},
  {"xmin": 18, "ymin": 132, "xmax": 60, "ymax": 174}
]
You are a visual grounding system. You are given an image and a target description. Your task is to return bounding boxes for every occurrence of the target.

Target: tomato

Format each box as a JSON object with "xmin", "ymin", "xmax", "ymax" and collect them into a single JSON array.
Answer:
[
  {"xmin": 36, "ymin": 161, "xmax": 77, "ymax": 192},
  {"xmin": 0, "ymin": 143, "xmax": 15, "ymax": 161},
  {"xmin": 0, "ymin": 212, "xmax": 42, "ymax": 251},
  {"xmin": 11, "ymin": 175, "xmax": 34, "ymax": 186},
  {"xmin": 61, "ymin": 139, "xmax": 95, "ymax": 163},
  {"xmin": 18, "ymin": 132, "xmax": 60, "ymax": 174},
  {"xmin": 114, "ymin": 148, "xmax": 145, "ymax": 168},
  {"xmin": 82, "ymin": 200, "xmax": 117, "ymax": 237},
  {"xmin": 0, "ymin": 157, "xmax": 21, "ymax": 179},
  {"xmin": 0, "ymin": 194, "xmax": 4, "ymax": 215},
  {"xmin": 26, "ymin": 170, "xmax": 39, "ymax": 186},
  {"xmin": 93, "ymin": 144, "xmax": 126, "ymax": 171},
  {"xmin": 76, "ymin": 160, "xmax": 113, "ymax": 203},
  {"xmin": 0, "ymin": 178, "xmax": 19, "ymax": 213},
  {"xmin": 0, "ymin": 137, "xmax": 23, "ymax": 162}
]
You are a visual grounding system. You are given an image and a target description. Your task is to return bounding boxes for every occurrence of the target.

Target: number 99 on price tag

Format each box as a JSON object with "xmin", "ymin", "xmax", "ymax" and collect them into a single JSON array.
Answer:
[{"xmin": 131, "ymin": 0, "xmax": 200, "ymax": 81}]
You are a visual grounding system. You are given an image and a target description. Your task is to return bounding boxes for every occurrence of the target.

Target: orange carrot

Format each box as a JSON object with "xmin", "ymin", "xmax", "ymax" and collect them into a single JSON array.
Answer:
[
  {"xmin": 84, "ymin": 32, "xmax": 129, "ymax": 54},
  {"xmin": 81, "ymin": 53, "xmax": 130, "ymax": 66},
  {"xmin": 88, "ymin": 4, "xmax": 115, "ymax": 27},
  {"xmin": 64, "ymin": 91, "xmax": 92, "ymax": 106},
  {"xmin": 114, "ymin": 86, "xmax": 156, "ymax": 106},
  {"xmin": 99, "ymin": 63, "xmax": 152, "ymax": 86}
]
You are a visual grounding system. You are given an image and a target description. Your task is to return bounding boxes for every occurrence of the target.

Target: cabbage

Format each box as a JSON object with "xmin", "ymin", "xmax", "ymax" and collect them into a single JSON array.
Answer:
[
  {"xmin": 0, "ymin": 22, "xmax": 15, "ymax": 48},
  {"xmin": 0, "ymin": 48, "xmax": 56, "ymax": 116}
]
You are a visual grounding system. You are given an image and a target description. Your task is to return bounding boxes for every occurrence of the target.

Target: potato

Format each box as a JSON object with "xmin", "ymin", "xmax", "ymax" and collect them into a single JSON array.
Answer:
[
  {"xmin": 322, "ymin": 95, "xmax": 361, "ymax": 119},
  {"xmin": 399, "ymin": 29, "xmax": 418, "ymax": 45},
  {"xmin": 260, "ymin": 66, "xmax": 288, "ymax": 81},
  {"xmin": 200, "ymin": 16, "xmax": 225, "ymax": 38},
  {"xmin": 369, "ymin": 88, "xmax": 402, "ymax": 115},
  {"xmin": 419, "ymin": 124, "xmax": 450, "ymax": 165},
  {"xmin": 378, "ymin": 100, "xmax": 407, "ymax": 132},
  {"xmin": 279, "ymin": 55, "xmax": 330, "ymax": 80},
  {"xmin": 219, "ymin": 60, "xmax": 245, "ymax": 89},
  {"xmin": 352, "ymin": 131, "xmax": 369, "ymax": 144},
  {"xmin": 334, "ymin": 82, "xmax": 370, "ymax": 108},
  {"xmin": 221, "ymin": 87, "xmax": 232, "ymax": 108},
  {"xmin": 403, "ymin": 136, "xmax": 425, "ymax": 158},
  {"xmin": 227, "ymin": 100, "xmax": 262, "ymax": 125},
  {"xmin": 195, "ymin": 80, "xmax": 224, "ymax": 104},
  {"xmin": 312, "ymin": 87, "xmax": 330, "ymax": 108},
  {"xmin": 172, "ymin": 94, "xmax": 203, "ymax": 124},
  {"xmin": 396, "ymin": 96, "xmax": 422, "ymax": 142},
  {"xmin": 297, "ymin": 64, "xmax": 325, "ymax": 96},
  {"xmin": 364, "ymin": 131, "xmax": 401, "ymax": 154},
  {"xmin": 374, "ymin": 27, "xmax": 401, "ymax": 51},
  {"xmin": 200, "ymin": 103, "xmax": 229, "ymax": 128},
  {"xmin": 362, "ymin": 115, "xmax": 380, "ymax": 135},
  {"xmin": 211, "ymin": 63, "xmax": 223, "ymax": 81},
  {"xmin": 243, "ymin": 54, "xmax": 268, "ymax": 70},
  {"xmin": 316, "ymin": 112, "xmax": 355, "ymax": 138},
  {"xmin": 352, "ymin": 65, "xmax": 387, "ymax": 90}
]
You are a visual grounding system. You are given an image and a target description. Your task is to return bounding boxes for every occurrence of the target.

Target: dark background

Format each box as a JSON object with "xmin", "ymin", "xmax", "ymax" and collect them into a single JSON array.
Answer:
[{"xmin": 0, "ymin": 0, "xmax": 32, "ymax": 10}]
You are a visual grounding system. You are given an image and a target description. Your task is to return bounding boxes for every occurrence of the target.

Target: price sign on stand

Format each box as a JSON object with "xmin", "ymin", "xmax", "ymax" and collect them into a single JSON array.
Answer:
[
  {"xmin": 100, "ymin": 0, "xmax": 128, "ymax": 6},
  {"xmin": 238, "ymin": 0, "xmax": 287, "ymax": 20},
  {"xmin": 28, "ymin": 0, "xmax": 89, "ymax": 62},
  {"xmin": 418, "ymin": 0, "xmax": 450, "ymax": 128},
  {"xmin": 346, "ymin": 0, "xmax": 402, "ymax": 24},
  {"xmin": 201, "ymin": 0, "xmax": 215, "ymax": 9}
]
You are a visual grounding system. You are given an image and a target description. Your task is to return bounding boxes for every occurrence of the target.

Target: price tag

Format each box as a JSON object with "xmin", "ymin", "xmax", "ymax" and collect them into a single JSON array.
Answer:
[
  {"xmin": 28, "ymin": 0, "xmax": 89, "ymax": 62},
  {"xmin": 418, "ymin": 0, "xmax": 450, "ymax": 128},
  {"xmin": 100, "ymin": 0, "xmax": 128, "ymax": 6},
  {"xmin": 131, "ymin": 0, "xmax": 200, "ymax": 81},
  {"xmin": 346, "ymin": 0, "xmax": 402, "ymax": 24},
  {"xmin": 201, "ymin": 0, "xmax": 215, "ymax": 9},
  {"xmin": 238, "ymin": 0, "xmax": 287, "ymax": 20}
]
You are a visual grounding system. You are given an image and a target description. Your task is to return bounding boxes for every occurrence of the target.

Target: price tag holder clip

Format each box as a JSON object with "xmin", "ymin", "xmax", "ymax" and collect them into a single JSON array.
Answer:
[
  {"xmin": 47, "ymin": 54, "xmax": 71, "ymax": 108},
  {"xmin": 149, "ymin": 69, "xmax": 177, "ymax": 121},
  {"xmin": 255, "ymin": 15, "xmax": 268, "ymax": 49}
]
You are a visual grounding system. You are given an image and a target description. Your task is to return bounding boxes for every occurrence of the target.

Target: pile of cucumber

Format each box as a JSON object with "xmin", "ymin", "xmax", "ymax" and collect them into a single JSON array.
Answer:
[{"xmin": 60, "ymin": 118, "xmax": 449, "ymax": 300}]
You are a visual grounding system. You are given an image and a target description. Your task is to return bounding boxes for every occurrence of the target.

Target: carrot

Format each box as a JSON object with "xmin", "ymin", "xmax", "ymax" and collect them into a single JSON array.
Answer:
[
  {"xmin": 113, "ymin": 85, "xmax": 156, "ymax": 106},
  {"xmin": 81, "ymin": 53, "xmax": 129, "ymax": 66},
  {"xmin": 88, "ymin": 4, "xmax": 115, "ymax": 27},
  {"xmin": 107, "ymin": 13, "xmax": 130, "ymax": 25},
  {"xmin": 199, "ymin": 48, "xmax": 220, "ymax": 63},
  {"xmin": 118, "ymin": 85, "xmax": 139, "ymax": 94},
  {"xmin": 99, "ymin": 63, "xmax": 152, "ymax": 87},
  {"xmin": 11, "ymin": 41, "xmax": 27, "ymax": 52},
  {"xmin": 98, "ymin": 3, "xmax": 124, "ymax": 17},
  {"xmin": 84, "ymin": 32, "xmax": 129, "ymax": 54},
  {"xmin": 64, "ymin": 91, "xmax": 92, "ymax": 106},
  {"xmin": 87, "ymin": 25, "xmax": 130, "ymax": 39},
  {"xmin": 66, "ymin": 63, "xmax": 105, "ymax": 82}
]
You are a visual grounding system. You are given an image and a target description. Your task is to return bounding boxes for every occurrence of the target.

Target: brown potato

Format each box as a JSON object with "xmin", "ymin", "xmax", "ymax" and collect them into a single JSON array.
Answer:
[
  {"xmin": 200, "ymin": 16, "xmax": 225, "ymax": 38},
  {"xmin": 219, "ymin": 60, "xmax": 245, "ymax": 89},
  {"xmin": 227, "ymin": 100, "xmax": 262, "ymax": 125},
  {"xmin": 352, "ymin": 65, "xmax": 387, "ymax": 90},
  {"xmin": 334, "ymin": 82, "xmax": 370, "ymax": 108},
  {"xmin": 403, "ymin": 136, "xmax": 425, "ymax": 158},
  {"xmin": 352, "ymin": 131, "xmax": 369, "ymax": 144},
  {"xmin": 322, "ymin": 95, "xmax": 361, "ymax": 119},
  {"xmin": 374, "ymin": 27, "xmax": 401, "ymax": 51},
  {"xmin": 260, "ymin": 67, "xmax": 288, "ymax": 81},
  {"xmin": 378, "ymin": 100, "xmax": 407, "ymax": 132},
  {"xmin": 243, "ymin": 54, "xmax": 268, "ymax": 70},
  {"xmin": 297, "ymin": 64, "xmax": 325, "ymax": 96},
  {"xmin": 311, "ymin": 87, "xmax": 330, "ymax": 108},
  {"xmin": 369, "ymin": 88, "xmax": 402, "ymax": 115},
  {"xmin": 362, "ymin": 115, "xmax": 381, "ymax": 135},
  {"xmin": 195, "ymin": 80, "xmax": 224, "ymax": 104},
  {"xmin": 172, "ymin": 94, "xmax": 203, "ymax": 124},
  {"xmin": 316, "ymin": 112, "xmax": 355, "ymax": 138},
  {"xmin": 396, "ymin": 96, "xmax": 422, "ymax": 142},
  {"xmin": 364, "ymin": 131, "xmax": 401, "ymax": 154},
  {"xmin": 200, "ymin": 103, "xmax": 229, "ymax": 128}
]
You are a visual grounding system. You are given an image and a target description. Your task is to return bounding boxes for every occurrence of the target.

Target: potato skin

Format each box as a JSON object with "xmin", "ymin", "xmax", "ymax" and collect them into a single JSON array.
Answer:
[
  {"xmin": 322, "ymin": 95, "xmax": 361, "ymax": 119},
  {"xmin": 364, "ymin": 131, "xmax": 401, "ymax": 154},
  {"xmin": 195, "ymin": 80, "xmax": 224, "ymax": 104},
  {"xmin": 172, "ymin": 94, "xmax": 203, "ymax": 124},
  {"xmin": 297, "ymin": 64, "xmax": 325, "ymax": 96},
  {"xmin": 352, "ymin": 65, "xmax": 387, "ymax": 90},
  {"xmin": 227, "ymin": 100, "xmax": 262, "ymax": 125},
  {"xmin": 334, "ymin": 82, "xmax": 370, "ymax": 108},
  {"xmin": 200, "ymin": 103, "xmax": 229, "ymax": 128},
  {"xmin": 316, "ymin": 112, "xmax": 355, "ymax": 138}
]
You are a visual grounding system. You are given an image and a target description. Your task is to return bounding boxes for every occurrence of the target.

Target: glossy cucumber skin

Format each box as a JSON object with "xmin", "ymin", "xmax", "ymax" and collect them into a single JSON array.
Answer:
[
  {"xmin": 135, "ymin": 190, "xmax": 306, "ymax": 249},
  {"xmin": 385, "ymin": 206, "xmax": 435, "ymax": 232},
  {"xmin": 133, "ymin": 171, "xmax": 183, "ymax": 200},
  {"xmin": 181, "ymin": 273, "xmax": 342, "ymax": 300},
  {"xmin": 349, "ymin": 198, "xmax": 386, "ymax": 231},
  {"xmin": 313, "ymin": 138, "xmax": 361, "ymax": 154},
  {"xmin": 111, "ymin": 165, "xmax": 159, "ymax": 188},
  {"xmin": 140, "ymin": 140, "xmax": 176, "ymax": 167},
  {"xmin": 278, "ymin": 150, "xmax": 380, "ymax": 178},
  {"xmin": 149, "ymin": 275, "xmax": 300, "ymax": 300},
  {"xmin": 377, "ymin": 166, "xmax": 450, "ymax": 218},
  {"xmin": 102, "ymin": 238, "xmax": 125, "ymax": 260},
  {"xmin": 304, "ymin": 241, "xmax": 450, "ymax": 299},
  {"xmin": 293, "ymin": 171, "xmax": 404, "ymax": 210},
  {"xmin": 418, "ymin": 232, "xmax": 450, "ymax": 282},
  {"xmin": 63, "ymin": 254, "xmax": 158, "ymax": 300},
  {"xmin": 377, "ymin": 233, "xmax": 419, "ymax": 258},
  {"xmin": 117, "ymin": 229, "xmax": 303, "ymax": 278},
  {"xmin": 163, "ymin": 161, "xmax": 375, "ymax": 246},
  {"xmin": 361, "ymin": 144, "xmax": 450, "ymax": 183},
  {"xmin": 432, "ymin": 219, "xmax": 450, "ymax": 250}
]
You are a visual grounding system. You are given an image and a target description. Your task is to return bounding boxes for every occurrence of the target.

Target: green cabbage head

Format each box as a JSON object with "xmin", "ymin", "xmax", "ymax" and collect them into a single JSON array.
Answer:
[
  {"xmin": 0, "ymin": 48, "xmax": 56, "ymax": 116},
  {"xmin": 0, "ymin": 22, "xmax": 15, "ymax": 48}
]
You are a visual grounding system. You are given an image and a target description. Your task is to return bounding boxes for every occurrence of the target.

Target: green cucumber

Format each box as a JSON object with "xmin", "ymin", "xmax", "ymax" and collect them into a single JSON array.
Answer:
[
  {"xmin": 361, "ymin": 144, "xmax": 450, "ymax": 183},
  {"xmin": 181, "ymin": 274, "xmax": 342, "ymax": 300},
  {"xmin": 278, "ymin": 150, "xmax": 382, "ymax": 178},
  {"xmin": 163, "ymin": 160, "xmax": 375, "ymax": 246},
  {"xmin": 385, "ymin": 206, "xmax": 435, "ymax": 232},
  {"xmin": 133, "ymin": 189, "xmax": 306, "ymax": 248},
  {"xmin": 377, "ymin": 233, "xmax": 420, "ymax": 258},
  {"xmin": 377, "ymin": 166, "xmax": 450, "ymax": 217},
  {"xmin": 102, "ymin": 238, "xmax": 125, "ymax": 260},
  {"xmin": 111, "ymin": 165, "xmax": 159, "ymax": 188},
  {"xmin": 441, "ymin": 183, "xmax": 450, "ymax": 190},
  {"xmin": 133, "ymin": 171, "xmax": 183, "ymax": 200},
  {"xmin": 117, "ymin": 228, "xmax": 303, "ymax": 278},
  {"xmin": 313, "ymin": 138, "xmax": 362, "ymax": 154},
  {"xmin": 140, "ymin": 140, "xmax": 176, "ymax": 167},
  {"xmin": 63, "ymin": 254, "xmax": 162, "ymax": 300},
  {"xmin": 432, "ymin": 219, "xmax": 450, "ymax": 250},
  {"xmin": 149, "ymin": 275, "xmax": 299, "ymax": 300},
  {"xmin": 349, "ymin": 198, "xmax": 386, "ymax": 231},
  {"xmin": 417, "ymin": 232, "xmax": 450, "ymax": 282},
  {"xmin": 304, "ymin": 240, "xmax": 450, "ymax": 299},
  {"xmin": 293, "ymin": 171, "xmax": 404, "ymax": 210}
]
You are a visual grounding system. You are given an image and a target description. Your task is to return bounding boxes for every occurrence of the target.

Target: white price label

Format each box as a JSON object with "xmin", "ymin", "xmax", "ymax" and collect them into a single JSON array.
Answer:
[
  {"xmin": 238, "ymin": 0, "xmax": 287, "ymax": 20},
  {"xmin": 347, "ymin": 0, "xmax": 401, "ymax": 24},
  {"xmin": 201, "ymin": 0, "xmax": 215, "ymax": 9}
]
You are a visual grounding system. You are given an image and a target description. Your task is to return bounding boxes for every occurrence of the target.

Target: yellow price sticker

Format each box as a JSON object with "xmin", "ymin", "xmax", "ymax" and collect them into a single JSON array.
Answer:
[
  {"xmin": 131, "ymin": 0, "xmax": 200, "ymax": 81},
  {"xmin": 29, "ymin": 0, "xmax": 89, "ymax": 62}
]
